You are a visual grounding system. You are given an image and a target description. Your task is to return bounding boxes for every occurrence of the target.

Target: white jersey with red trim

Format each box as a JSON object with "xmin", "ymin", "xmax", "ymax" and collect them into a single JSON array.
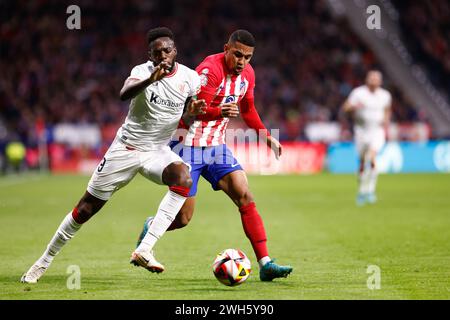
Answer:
[
  {"xmin": 117, "ymin": 61, "xmax": 201, "ymax": 151},
  {"xmin": 183, "ymin": 53, "xmax": 255, "ymax": 147}
]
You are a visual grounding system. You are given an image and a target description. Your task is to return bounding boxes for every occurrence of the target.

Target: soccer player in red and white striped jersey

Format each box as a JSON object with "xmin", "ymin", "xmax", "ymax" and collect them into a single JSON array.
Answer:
[
  {"xmin": 138, "ymin": 30, "xmax": 293, "ymax": 281},
  {"xmin": 184, "ymin": 46, "xmax": 260, "ymax": 146}
]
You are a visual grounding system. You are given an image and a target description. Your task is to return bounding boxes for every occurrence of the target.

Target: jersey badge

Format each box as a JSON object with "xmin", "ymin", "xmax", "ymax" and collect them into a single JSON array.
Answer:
[{"xmin": 200, "ymin": 68, "xmax": 209, "ymax": 87}]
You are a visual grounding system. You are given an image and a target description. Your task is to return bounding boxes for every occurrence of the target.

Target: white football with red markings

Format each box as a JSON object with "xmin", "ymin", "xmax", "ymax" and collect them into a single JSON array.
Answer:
[{"xmin": 212, "ymin": 248, "xmax": 251, "ymax": 286}]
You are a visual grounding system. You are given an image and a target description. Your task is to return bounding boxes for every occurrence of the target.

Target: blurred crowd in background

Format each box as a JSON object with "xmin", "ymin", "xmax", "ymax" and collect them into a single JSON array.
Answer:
[
  {"xmin": 0, "ymin": 0, "xmax": 448, "ymax": 172},
  {"xmin": 394, "ymin": 0, "xmax": 450, "ymax": 102}
]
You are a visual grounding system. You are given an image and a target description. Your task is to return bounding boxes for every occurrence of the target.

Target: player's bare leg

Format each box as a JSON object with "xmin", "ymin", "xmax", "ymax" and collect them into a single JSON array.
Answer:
[
  {"xmin": 21, "ymin": 192, "xmax": 106, "ymax": 283},
  {"xmin": 217, "ymin": 170, "xmax": 293, "ymax": 281},
  {"xmin": 131, "ymin": 162, "xmax": 192, "ymax": 273}
]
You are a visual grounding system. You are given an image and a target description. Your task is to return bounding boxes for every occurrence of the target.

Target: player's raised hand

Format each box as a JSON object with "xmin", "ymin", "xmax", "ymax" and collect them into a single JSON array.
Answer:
[
  {"xmin": 187, "ymin": 99, "xmax": 207, "ymax": 116},
  {"xmin": 266, "ymin": 135, "xmax": 282, "ymax": 160},
  {"xmin": 220, "ymin": 103, "xmax": 239, "ymax": 118},
  {"xmin": 149, "ymin": 61, "xmax": 171, "ymax": 83}
]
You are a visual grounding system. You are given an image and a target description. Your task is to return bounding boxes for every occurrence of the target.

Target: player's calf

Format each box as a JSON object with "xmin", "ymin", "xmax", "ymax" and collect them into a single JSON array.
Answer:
[{"xmin": 73, "ymin": 191, "xmax": 107, "ymax": 223}]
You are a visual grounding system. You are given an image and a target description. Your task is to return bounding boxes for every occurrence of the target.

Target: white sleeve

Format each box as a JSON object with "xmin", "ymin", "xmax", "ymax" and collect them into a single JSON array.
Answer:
[
  {"xmin": 128, "ymin": 65, "xmax": 146, "ymax": 80},
  {"xmin": 347, "ymin": 89, "xmax": 360, "ymax": 106},
  {"xmin": 188, "ymin": 72, "xmax": 202, "ymax": 97}
]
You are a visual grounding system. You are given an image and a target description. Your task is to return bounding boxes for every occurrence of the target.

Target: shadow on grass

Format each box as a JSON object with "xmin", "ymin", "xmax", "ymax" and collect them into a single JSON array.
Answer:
[{"xmin": 1, "ymin": 273, "xmax": 299, "ymax": 300}]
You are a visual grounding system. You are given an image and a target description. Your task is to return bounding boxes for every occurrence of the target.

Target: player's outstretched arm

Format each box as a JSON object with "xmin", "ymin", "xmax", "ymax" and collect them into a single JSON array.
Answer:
[
  {"xmin": 265, "ymin": 135, "xmax": 282, "ymax": 159},
  {"xmin": 120, "ymin": 62, "xmax": 171, "ymax": 101},
  {"xmin": 240, "ymin": 97, "xmax": 282, "ymax": 159},
  {"xmin": 342, "ymin": 99, "xmax": 355, "ymax": 113}
]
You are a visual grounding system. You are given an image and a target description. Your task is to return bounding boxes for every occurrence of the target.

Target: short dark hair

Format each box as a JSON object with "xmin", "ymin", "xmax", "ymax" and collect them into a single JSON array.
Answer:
[
  {"xmin": 229, "ymin": 29, "xmax": 255, "ymax": 47},
  {"xmin": 147, "ymin": 27, "xmax": 174, "ymax": 46}
]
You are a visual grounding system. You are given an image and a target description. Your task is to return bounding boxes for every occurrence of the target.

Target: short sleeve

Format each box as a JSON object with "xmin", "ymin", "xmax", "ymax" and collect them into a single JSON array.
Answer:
[
  {"xmin": 347, "ymin": 89, "xmax": 359, "ymax": 106},
  {"xmin": 195, "ymin": 60, "xmax": 221, "ymax": 96},
  {"xmin": 128, "ymin": 65, "xmax": 146, "ymax": 80},
  {"xmin": 189, "ymin": 72, "xmax": 202, "ymax": 97}
]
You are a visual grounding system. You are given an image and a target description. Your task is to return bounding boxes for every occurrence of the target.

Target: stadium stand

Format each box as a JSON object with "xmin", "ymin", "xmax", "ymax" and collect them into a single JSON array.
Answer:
[{"xmin": 0, "ymin": 0, "xmax": 444, "ymax": 172}]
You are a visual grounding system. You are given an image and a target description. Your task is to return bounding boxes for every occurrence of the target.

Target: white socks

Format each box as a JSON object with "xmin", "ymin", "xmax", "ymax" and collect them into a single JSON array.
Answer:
[
  {"xmin": 34, "ymin": 190, "xmax": 186, "ymax": 268},
  {"xmin": 36, "ymin": 212, "xmax": 82, "ymax": 267},
  {"xmin": 359, "ymin": 166, "xmax": 378, "ymax": 195},
  {"xmin": 358, "ymin": 169, "xmax": 370, "ymax": 195},
  {"xmin": 258, "ymin": 256, "xmax": 271, "ymax": 268},
  {"xmin": 367, "ymin": 168, "xmax": 378, "ymax": 194},
  {"xmin": 136, "ymin": 190, "xmax": 186, "ymax": 254}
]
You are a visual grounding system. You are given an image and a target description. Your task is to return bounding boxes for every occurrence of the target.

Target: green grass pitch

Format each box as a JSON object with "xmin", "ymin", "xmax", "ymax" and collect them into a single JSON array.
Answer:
[{"xmin": 0, "ymin": 173, "xmax": 449, "ymax": 299}]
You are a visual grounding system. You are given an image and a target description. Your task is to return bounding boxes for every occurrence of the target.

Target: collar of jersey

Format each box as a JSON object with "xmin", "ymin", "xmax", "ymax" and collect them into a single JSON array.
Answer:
[{"xmin": 165, "ymin": 62, "xmax": 178, "ymax": 78}]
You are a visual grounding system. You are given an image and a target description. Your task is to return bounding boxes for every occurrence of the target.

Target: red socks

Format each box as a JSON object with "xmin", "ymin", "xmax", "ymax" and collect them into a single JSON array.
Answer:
[
  {"xmin": 169, "ymin": 185, "xmax": 190, "ymax": 197},
  {"xmin": 239, "ymin": 202, "xmax": 268, "ymax": 260}
]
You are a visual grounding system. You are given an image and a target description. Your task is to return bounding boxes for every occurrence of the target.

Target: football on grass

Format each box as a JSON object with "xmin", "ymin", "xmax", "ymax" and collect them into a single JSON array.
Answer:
[{"xmin": 212, "ymin": 249, "xmax": 251, "ymax": 286}]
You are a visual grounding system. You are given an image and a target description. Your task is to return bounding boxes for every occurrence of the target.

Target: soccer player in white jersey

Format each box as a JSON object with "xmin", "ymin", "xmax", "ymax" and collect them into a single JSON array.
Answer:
[
  {"xmin": 343, "ymin": 70, "xmax": 392, "ymax": 205},
  {"xmin": 21, "ymin": 27, "xmax": 206, "ymax": 283}
]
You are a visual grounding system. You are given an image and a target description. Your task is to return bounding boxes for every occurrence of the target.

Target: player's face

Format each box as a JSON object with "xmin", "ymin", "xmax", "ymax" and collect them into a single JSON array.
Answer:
[
  {"xmin": 366, "ymin": 71, "xmax": 382, "ymax": 89},
  {"xmin": 149, "ymin": 37, "xmax": 177, "ymax": 70},
  {"xmin": 224, "ymin": 41, "xmax": 254, "ymax": 75}
]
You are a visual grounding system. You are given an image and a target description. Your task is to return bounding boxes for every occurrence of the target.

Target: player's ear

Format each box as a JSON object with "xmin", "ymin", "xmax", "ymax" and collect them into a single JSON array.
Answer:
[{"xmin": 224, "ymin": 43, "xmax": 229, "ymax": 52}]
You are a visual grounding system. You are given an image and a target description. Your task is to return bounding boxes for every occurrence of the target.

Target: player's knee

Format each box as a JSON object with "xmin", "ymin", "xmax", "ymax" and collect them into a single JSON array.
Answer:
[
  {"xmin": 236, "ymin": 190, "xmax": 254, "ymax": 207},
  {"xmin": 170, "ymin": 172, "xmax": 192, "ymax": 189},
  {"xmin": 179, "ymin": 174, "xmax": 193, "ymax": 189},
  {"xmin": 173, "ymin": 166, "xmax": 192, "ymax": 189},
  {"xmin": 164, "ymin": 163, "xmax": 192, "ymax": 188}
]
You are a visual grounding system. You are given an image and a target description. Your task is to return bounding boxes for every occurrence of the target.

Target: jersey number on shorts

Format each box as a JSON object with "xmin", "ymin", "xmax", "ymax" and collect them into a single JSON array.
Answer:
[{"xmin": 97, "ymin": 157, "xmax": 106, "ymax": 172}]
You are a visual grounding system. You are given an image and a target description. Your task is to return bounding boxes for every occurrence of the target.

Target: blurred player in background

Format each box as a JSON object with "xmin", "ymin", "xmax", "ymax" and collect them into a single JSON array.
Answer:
[
  {"xmin": 21, "ymin": 27, "xmax": 206, "ymax": 283},
  {"xmin": 343, "ymin": 70, "xmax": 392, "ymax": 205},
  {"xmin": 137, "ymin": 30, "xmax": 293, "ymax": 281}
]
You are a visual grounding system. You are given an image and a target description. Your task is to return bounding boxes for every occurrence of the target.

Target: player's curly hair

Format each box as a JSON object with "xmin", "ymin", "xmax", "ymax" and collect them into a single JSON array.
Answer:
[
  {"xmin": 147, "ymin": 27, "xmax": 174, "ymax": 46},
  {"xmin": 229, "ymin": 29, "xmax": 255, "ymax": 47}
]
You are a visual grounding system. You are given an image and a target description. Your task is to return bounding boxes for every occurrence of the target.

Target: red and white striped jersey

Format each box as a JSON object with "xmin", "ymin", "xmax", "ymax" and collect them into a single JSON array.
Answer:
[{"xmin": 183, "ymin": 53, "xmax": 256, "ymax": 146}]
